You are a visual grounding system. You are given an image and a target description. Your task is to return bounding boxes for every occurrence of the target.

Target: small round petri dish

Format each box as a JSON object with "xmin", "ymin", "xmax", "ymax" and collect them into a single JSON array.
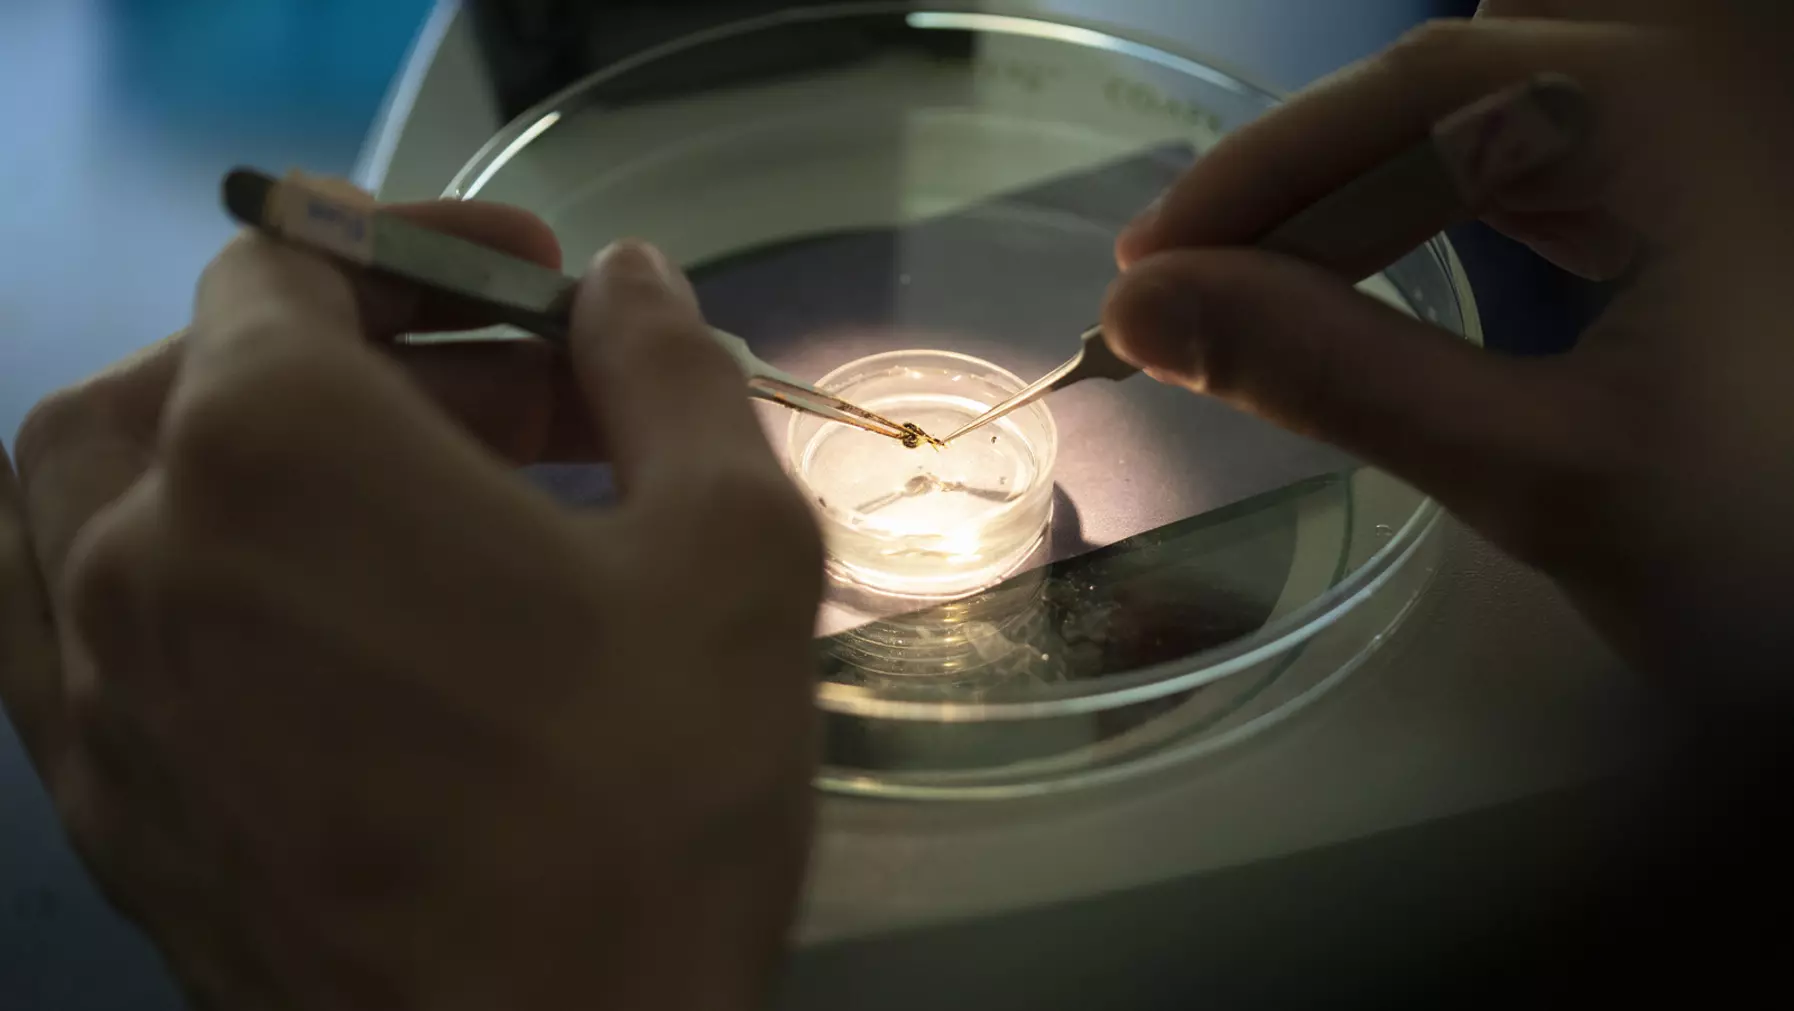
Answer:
[
  {"xmin": 452, "ymin": 5, "xmax": 1471, "ymax": 799},
  {"xmin": 789, "ymin": 351, "xmax": 1056, "ymax": 599}
]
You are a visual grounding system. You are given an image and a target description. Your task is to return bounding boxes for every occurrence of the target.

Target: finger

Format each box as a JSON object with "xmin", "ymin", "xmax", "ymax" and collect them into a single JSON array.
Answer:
[
  {"xmin": 566, "ymin": 241, "xmax": 777, "ymax": 498},
  {"xmin": 1116, "ymin": 18, "xmax": 1657, "ymax": 266},
  {"xmin": 382, "ymin": 339, "xmax": 604, "ymax": 464},
  {"xmin": 1103, "ymin": 248, "xmax": 1633, "ymax": 564},
  {"xmin": 18, "ymin": 201, "xmax": 566, "ymax": 625},
  {"xmin": 13, "ymin": 335, "xmax": 184, "ymax": 609},
  {"xmin": 187, "ymin": 191, "xmax": 564, "ymax": 377},
  {"xmin": 0, "ymin": 443, "xmax": 64, "ymax": 772}
]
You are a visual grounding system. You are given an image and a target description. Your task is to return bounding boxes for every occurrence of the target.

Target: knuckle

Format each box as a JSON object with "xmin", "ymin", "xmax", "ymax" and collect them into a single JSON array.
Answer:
[
  {"xmin": 194, "ymin": 232, "xmax": 257, "ymax": 293},
  {"xmin": 64, "ymin": 522, "xmax": 128, "ymax": 626},
  {"xmin": 160, "ymin": 382, "xmax": 261, "ymax": 490},
  {"xmin": 199, "ymin": 232, "xmax": 359, "ymax": 325},
  {"xmin": 62, "ymin": 509, "xmax": 143, "ymax": 665},
  {"xmin": 14, "ymin": 338, "xmax": 186, "ymax": 483},
  {"xmin": 60, "ymin": 491, "xmax": 179, "ymax": 684},
  {"xmin": 1386, "ymin": 19, "xmax": 1479, "ymax": 79},
  {"xmin": 15, "ymin": 385, "xmax": 100, "ymax": 477},
  {"xmin": 159, "ymin": 342, "xmax": 332, "ymax": 491}
]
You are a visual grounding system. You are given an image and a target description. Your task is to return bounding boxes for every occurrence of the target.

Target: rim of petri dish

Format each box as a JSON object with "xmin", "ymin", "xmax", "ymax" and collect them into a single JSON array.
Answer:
[
  {"xmin": 450, "ymin": 2, "xmax": 1465, "ymax": 726},
  {"xmin": 794, "ymin": 349, "xmax": 1060, "ymax": 543}
]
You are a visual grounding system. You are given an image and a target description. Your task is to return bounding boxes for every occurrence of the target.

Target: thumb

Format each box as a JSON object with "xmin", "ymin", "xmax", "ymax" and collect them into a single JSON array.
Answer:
[
  {"xmin": 567, "ymin": 240, "xmax": 775, "ymax": 501},
  {"xmin": 1102, "ymin": 248, "xmax": 1628, "ymax": 567}
]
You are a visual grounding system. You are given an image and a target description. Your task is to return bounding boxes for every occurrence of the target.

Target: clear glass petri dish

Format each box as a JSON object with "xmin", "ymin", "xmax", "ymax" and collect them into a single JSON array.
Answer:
[
  {"xmin": 789, "ymin": 350, "xmax": 1057, "ymax": 599},
  {"xmin": 450, "ymin": 4, "xmax": 1471, "ymax": 799}
]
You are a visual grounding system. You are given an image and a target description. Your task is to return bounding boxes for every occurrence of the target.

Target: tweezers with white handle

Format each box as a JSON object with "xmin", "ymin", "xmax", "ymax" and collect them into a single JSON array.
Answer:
[{"xmin": 220, "ymin": 168, "xmax": 915, "ymax": 442}]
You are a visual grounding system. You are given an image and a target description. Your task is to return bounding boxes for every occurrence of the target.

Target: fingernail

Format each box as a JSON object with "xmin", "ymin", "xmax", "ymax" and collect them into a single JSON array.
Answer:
[
  {"xmin": 1434, "ymin": 76, "xmax": 1594, "ymax": 211},
  {"xmin": 594, "ymin": 239, "xmax": 667, "ymax": 282},
  {"xmin": 592, "ymin": 240, "xmax": 696, "ymax": 304},
  {"xmin": 1116, "ymin": 191, "xmax": 1166, "ymax": 257}
]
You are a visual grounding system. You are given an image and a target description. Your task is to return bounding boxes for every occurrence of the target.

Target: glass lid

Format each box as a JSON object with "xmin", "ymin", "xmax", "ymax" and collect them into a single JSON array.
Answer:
[{"xmin": 449, "ymin": 5, "xmax": 1470, "ymax": 797}]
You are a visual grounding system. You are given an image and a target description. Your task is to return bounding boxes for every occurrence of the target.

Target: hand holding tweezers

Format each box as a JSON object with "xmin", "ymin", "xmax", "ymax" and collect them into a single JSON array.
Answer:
[
  {"xmin": 937, "ymin": 73, "xmax": 1597, "ymax": 444},
  {"xmin": 220, "ymin": 169, "xmax": 916, "ymax": 443}
]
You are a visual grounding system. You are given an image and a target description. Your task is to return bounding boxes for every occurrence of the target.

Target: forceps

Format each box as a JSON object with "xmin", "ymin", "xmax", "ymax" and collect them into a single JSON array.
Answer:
[
  {"xmin": 220, "ymin": 168, "xmax": 917, "ymax": 443},
  {"xmin": 939, "ymin": 73, "xmax": 1596, "ymax": 444}
]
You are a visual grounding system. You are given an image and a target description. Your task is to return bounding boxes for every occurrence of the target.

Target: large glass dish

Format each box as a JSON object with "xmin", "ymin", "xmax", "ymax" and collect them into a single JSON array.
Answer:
[{"xmin": 449, "ymin": 5, "xmax": 1471, "ymax": 798}]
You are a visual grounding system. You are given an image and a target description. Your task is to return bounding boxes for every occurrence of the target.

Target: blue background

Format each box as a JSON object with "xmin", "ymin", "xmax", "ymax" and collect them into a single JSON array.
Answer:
[{"xmin": 2, "ymin": 4, "xmax": 431, "ymax": 1007}]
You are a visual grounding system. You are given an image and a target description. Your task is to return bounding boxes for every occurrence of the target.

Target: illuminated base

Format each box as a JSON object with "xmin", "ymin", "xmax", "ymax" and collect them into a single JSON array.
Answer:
[{"xmin": 790, "ymin": 351, "xmax": 1058, "ymax": 599}]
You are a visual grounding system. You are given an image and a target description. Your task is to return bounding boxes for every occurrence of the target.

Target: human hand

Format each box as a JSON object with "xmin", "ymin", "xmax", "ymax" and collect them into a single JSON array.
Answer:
[
  {"xmin": 1100, "ymin": 4, "xmax": 1794, "ymax": 687},
  {"xmin": 1, "ymin": 197, "xmax": 823, "ymax": 1010}
]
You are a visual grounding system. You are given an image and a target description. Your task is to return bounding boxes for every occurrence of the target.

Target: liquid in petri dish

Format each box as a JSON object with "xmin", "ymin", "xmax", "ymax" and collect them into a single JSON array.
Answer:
[
  {"xmin": 806, "ymin": 399, "xmax": 1034, "ymax": 530},
  {"xmin": 790, "ymin": 351, "xmax": 1056, "ymax": 599}
]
